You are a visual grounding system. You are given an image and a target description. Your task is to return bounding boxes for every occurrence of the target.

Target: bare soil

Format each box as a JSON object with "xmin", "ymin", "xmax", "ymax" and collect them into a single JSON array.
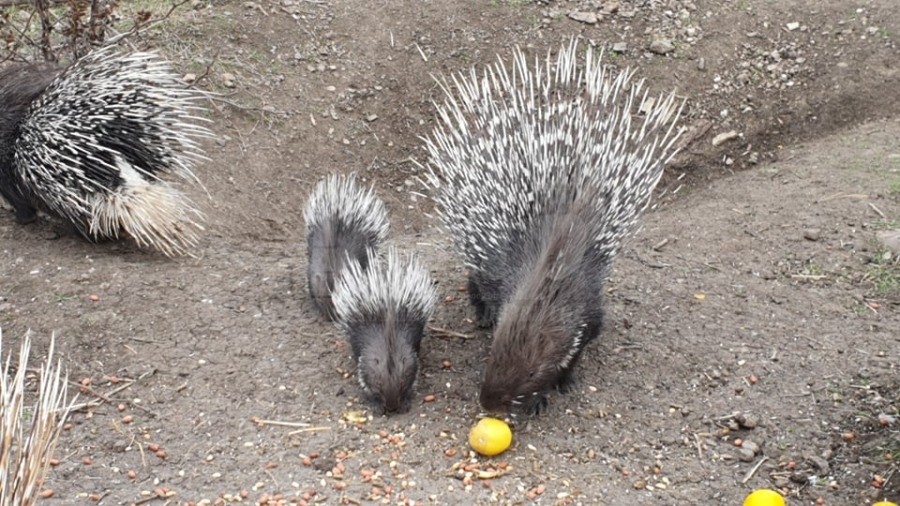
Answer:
[{"xmin": 2, "ymin": 0, "xmax": 900, "ymax": 505}]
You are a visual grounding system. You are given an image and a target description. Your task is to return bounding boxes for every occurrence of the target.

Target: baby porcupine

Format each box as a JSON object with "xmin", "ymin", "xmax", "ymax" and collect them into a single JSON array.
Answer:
[
  {"xmin": 0, "ymin": 46, "xmax": 213, "ymax": 256},
  {"xmin": 424, "ymin": 39, "xmax": 684, "ymax": 414},
  {"xmin": 332, "ymin": 246, "xmax": 437, "ymax": 414},
  {"xmin": 304, "ymin": 173, "xmax": 389, "ymax": 320}
]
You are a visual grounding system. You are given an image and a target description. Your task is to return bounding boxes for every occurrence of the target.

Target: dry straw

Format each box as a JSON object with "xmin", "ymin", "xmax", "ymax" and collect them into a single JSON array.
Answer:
[{"xmin": 0, "ymin": 329, "xmax": 70, "ymax": 505}]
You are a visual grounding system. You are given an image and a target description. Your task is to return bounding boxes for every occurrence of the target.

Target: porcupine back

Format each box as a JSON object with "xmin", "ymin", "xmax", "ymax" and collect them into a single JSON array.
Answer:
[
  {"xmin": 6, "ymin": 46, "xmax": 213, "ymax": 256},
  {"xmin": 304, "ymin": 173, "xmax": 389, "ymax": 321},
  {"xmin": 332, "ymin": 246, "xmax": 436, "ymax": 414},
  {"xmin": 424, "ymin": 39, "xmax": 683, "ymax": 413}
]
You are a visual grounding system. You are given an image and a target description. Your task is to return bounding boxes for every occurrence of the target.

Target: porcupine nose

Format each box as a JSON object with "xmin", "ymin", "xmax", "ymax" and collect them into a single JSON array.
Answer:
[{"xmin": 478, "ymin": 386, "xmax": 511, "ymax": 414}]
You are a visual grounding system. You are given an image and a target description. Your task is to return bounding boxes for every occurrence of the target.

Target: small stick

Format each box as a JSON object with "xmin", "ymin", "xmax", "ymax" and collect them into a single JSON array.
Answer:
[
  {"xmin": 288, "ymin": 427, "xmax": 332, "ymax": 435},
  {"xmin": 652, "ymin": 238, "xmax": 669, "ymax": 251},
  {"xmin": 868, "ymin": 202, "xmax": 887, "ymax": 219},
  {"xmin": 428, "ymin": 326, "xmax": 475, "ymax": 340},
  {"xmin": 741, "ymin": 455, "xmax": 769, "ymax": 484},
  {"xmin": 415, "ymin": 43, "xmax": 428, "ymax": 62},
  {"xmin": 790, "ymin": 274, "xmax": 827, "ymax": 280},
  {"xmin": 250, "ymin": 417, "xmax": 311, "ymax": 428}
]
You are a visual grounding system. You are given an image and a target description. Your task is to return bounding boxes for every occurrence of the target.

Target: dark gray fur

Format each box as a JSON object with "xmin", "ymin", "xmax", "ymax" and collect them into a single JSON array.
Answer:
[
  {"xmin": 346, "ymin": 298, "xmax": 428, "ymax": 414},
  {"xmin": 306, "ymin": 219, "xmax": 379, "ymax": 321},
  {"xmin": 477, "ymin": 188, "xmax": 606, "ymax": 415},
  {"xmin": 0, "ymin": 62, "xmax": 60, "ymax": 224}
]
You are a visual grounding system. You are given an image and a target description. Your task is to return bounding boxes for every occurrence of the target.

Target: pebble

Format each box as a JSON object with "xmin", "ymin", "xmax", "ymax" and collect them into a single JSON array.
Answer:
[
  {"xmin": 740, "ymin": 439, "xmax": 760, "ymax": 456},
  {"xmin": 711, "ymin": 130, "xmax": 739, "ymax": 146},
  {"xmin": 568, "ymin": 11, "xmax": 599, "ymax": 24},
  {"xmin": 786, "ymin": 22, "xmax": 800, "ymax": 31},
  {"xmin": 697, "ymin": 57, "xmax": 705, "ymax": 71},
  {"xmin": 876, "ymin": 229, "xmax": 900, "ymax": 255},
  {"xmin": 649, "ymin": 37, "xmax": 675, "ymax": 55},
  {"xmin": 221, "ymin": 72, "xmax": 236, "ymax": 88},
  {"xmin": 803, "ymin": 229, "xmax": 821, "ymax": 241},
  {"xmin": 737, "ymin": 447, "xmax": 756, "ymax": 462},
  {"xmin": 735, "ymin": 412, "xmax": 759, "ymax": 429},
  {"xmin": 612, "ymin": 42, "xmax": 628, "ymax": 53}
]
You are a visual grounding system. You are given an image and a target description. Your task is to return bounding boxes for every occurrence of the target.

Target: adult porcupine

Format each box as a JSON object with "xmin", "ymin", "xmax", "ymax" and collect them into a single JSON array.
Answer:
[
  {"xmin": 0, "ymin": 46, "xmax": 212, "ymax": 256},
  {"xmin": 424, "ymin": 39, "xmax": 683, "ymax": 414},
  {"xmin": 304, "ymin": 173, "xmax": 389, "ymax": 321},
  {"xmin": 332, "ymin": 246, "xmax": 437, "ymax": 414}
]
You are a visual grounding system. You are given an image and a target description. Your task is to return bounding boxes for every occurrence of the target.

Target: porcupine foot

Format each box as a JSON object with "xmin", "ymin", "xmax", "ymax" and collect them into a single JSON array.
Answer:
[{"xmin": 467, "ymin": 275, "xmax": 502, "ymax": 328}]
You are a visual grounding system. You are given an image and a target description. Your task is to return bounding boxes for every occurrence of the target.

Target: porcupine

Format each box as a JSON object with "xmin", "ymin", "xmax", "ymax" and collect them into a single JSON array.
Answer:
[
  {"xmin": 0, "ymin": 46, "xmax": 212, "ymax": 256},
  {"xmin": 332, "ymin": 246, "xmax": 437, "ymax": 414},
  {"xmin": 424, "ymin": 39, "xmax": 684, "ymax": 414},
  {"xmin": 303, "ymin": 173, "xmax": 389, "ymax": 321}
]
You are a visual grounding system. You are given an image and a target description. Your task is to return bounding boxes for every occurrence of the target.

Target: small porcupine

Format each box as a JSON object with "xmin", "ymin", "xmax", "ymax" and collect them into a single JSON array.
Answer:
[
  {"xmin": 303, "ymin": 173, "xmax": 389, "ymax": 321},
  {"xmin": 0, "ymin": 46, "xmax": 213, "ymax": 256},
  {"xmin": 424, "ymin": 39, "xmax": 683, "ymax": 414},
  {"xmin": 332, "ymin": 246, "xmax": 437, "ymax": 414}
]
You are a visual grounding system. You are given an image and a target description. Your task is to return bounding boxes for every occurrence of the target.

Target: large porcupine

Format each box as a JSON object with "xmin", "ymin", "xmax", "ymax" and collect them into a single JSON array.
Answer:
[
  {"xmin": 304, "ymin": 173, "xmax": 389, "ymax": 321},
  {"xmin": 0, "ymin": 46, "xmax": 213, "ymax": 256},
  {"xmin": 424, "ymin": 39, "xmax": 683, "ymax": 414},
  {"xmin": 332, "ymin": 246, "xmax": 437, "ymax": 414}
]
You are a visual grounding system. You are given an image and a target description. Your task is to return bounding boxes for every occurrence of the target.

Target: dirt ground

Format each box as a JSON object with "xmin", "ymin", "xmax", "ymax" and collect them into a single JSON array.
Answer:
[{"xmin": 2, "ymin": 0, "xmax": 900, "ymax": 504}]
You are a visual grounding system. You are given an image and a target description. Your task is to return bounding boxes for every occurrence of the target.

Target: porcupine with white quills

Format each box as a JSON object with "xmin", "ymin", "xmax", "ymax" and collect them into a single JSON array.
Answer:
[
  {"xmin": 0, "ymin": 46, "xmax": 213, "ymax": 256},
  {"xmin": 424, "ymin": 39, "xmax": 684, "ymax": 415},
  {"xmin": 332, "ymin": 246, "xmax": 437, "ymax": 414},
  {"xmin": 303, "ymin": 173, "xmax": 390, "ymax": 321}
]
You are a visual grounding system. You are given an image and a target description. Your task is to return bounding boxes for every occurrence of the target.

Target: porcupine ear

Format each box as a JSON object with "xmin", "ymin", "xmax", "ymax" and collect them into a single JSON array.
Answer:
[{"xmin": 13, "ymin": 46, "xmax": 215, "ymax": 256}]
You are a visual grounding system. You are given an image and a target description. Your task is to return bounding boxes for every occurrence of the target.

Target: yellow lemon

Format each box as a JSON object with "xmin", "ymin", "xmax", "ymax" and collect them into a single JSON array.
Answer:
[
  {"xmin": 468, "ymin": 417, "xmax": 512, "ymax": 457},
  {"xmin": 743, "ymin": 489, "xmax": 785, "ymax": 506},
  {"xmin": 873, "ymin": 502, "xmax": 899, "ymax": 506}
]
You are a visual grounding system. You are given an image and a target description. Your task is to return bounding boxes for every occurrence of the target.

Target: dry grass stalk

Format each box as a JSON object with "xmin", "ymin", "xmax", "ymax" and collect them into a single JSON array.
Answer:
[{"xmin": 0, "ymin": 329, "xmax": 70, "ymax": 506}]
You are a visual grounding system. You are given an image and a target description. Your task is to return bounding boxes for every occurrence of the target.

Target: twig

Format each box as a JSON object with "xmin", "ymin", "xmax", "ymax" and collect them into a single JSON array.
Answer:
[
  {"xmin": 415, "ymin": 43, "xmax": 428, "ymax": 62},
  {"xmin": 741, "ymin": 455, "xmax": 769, "ymax": 484},
  {"xmin": 868, "ymin": 202, "xmax": 887, "ymax": 219},
  {"xmin": 288, "ymin": 427, "xmax": 332, "ymax": 435},
  {"xmin": 428, "ymin": 326, "xmax": 475, "ymax": 340},
  {"xmin": 250, "ymin": 417, "xmax": 311, "ymax": 428},
  {"xmin": 790, "ymin": 274, "xmax": 827, "ymax": 280}
]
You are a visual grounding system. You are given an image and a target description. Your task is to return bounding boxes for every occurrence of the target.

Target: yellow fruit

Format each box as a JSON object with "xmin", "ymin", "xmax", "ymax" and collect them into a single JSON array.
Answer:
[
  {"xmin": 468, "ymin": 418, "xmax": 512, "ymax": 457},
  {"xmin": 873, "ymin": 502, "xmax": 899, "ymax": 506},
  {"xmin": 743, "ymin": 489, "xmax": 785, "ymax": 506}
]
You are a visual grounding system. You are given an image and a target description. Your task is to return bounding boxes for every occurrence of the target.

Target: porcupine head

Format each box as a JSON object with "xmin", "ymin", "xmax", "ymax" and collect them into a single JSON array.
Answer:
[
  {"xmin": 479, "ymin": 190, "xmax": 605, "ymax": 415},
  {"xmin": 333, "ymin": 247, "xmax": 436, "ymax": 415},
  {"xmin": 352, "ymin": 310, "xmax": 425, "ymax": 414}
]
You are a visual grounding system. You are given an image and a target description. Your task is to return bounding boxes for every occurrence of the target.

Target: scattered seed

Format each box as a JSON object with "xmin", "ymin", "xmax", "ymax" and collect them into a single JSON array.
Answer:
[
  {"xmin": 117, "ymin": 403, "xmax": 126, "ymax": 412},
  {"xmin": 842, "ymin": 433, "xmax": 855, "ymax": 441},
  {"xmin": 40, "ymin": 490, "xmax": 54, "ymax": 498},
  {"xmin": 444, "ymin": 448, "xmax": 458, "ymax": 457},
  {"xmin": 63, "ymin": 423, "xmax": 72, "ymax": 431},
  {"xmin": 48, "ymin": 459, "xmax": 60, "ymax": 467},
  {"xmin": 127, "ymin": 470, "xmax": 137, "ymax": 479},
  {"xmin": 302, "ymin": 457, "xmax": 312, "ymax": 466},
  {"xmin": 82, "ymin": 457, "xmax": 92, "ymax": 465},
  {"xmin": 442, "ymin": 360, "xmax": 452, "ymax": 369},
  {"xmin": 122, "ymin": 415, "xmax": 134, "ymax": 424},
  {"xmin": 89, "ymin": 294, "xmax": 100, "ymax": 302},
  {"xmin": 148, "ymin": 443, "xmax": 160, "ymax": 452},
  {"xmin": 734, "ymin": 439, "xmax": 743, "ymax": 447},
  {"xmin": 423, "ymin": 394, "xmax": 436, "ymax": 402},
  {"xmin": 156, "ymin": 450, "xmax": 167, "ymax": 459}
]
